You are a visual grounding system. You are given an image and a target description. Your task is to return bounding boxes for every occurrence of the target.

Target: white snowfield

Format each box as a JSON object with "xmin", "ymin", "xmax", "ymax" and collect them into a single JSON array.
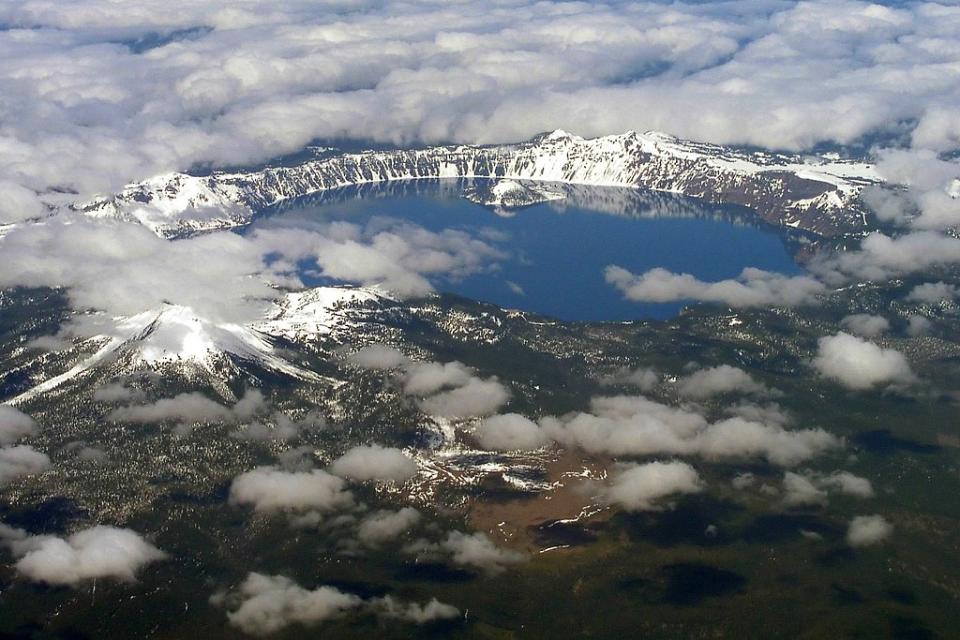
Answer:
[
  {"xmin": 9, "ymin": 286, "xmax": 389, "ymax": 403},
  {"xmin": 77, "ymin": 130, "xmax": 882, "ymax": 238}
]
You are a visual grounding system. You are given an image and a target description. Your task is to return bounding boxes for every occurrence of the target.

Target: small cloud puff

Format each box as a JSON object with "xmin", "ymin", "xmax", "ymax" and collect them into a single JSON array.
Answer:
[
  {"xmin": 329, "ymin": 445, "xmax": 418, "ymax": 483},
  {"xmin": 811, "ymin": 332, "xmax": 915, "ymax": 390},
  {"xmin": 229, "ymin": 467, "xmax": 353, "ymax": 513},
  {"xmin": 600, "ymin": 461, "xmax": 703, "ymax": 511},
  {"xmin": 847, "ymin": 515, "xmax": 893, "ymax": 547}
]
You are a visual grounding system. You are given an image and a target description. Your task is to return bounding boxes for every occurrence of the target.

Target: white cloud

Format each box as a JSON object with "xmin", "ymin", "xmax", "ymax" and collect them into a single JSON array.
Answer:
[
  {"xmin": 0, "ymin": 0, "xmax": 958, "ymax": 211},
  {"xmin": 782, "ymin": 470, "xmax": 875, "ymax": 506},
  {"xmin": 820, "ymin": 471, "xmax": 874, "ymax": 498},
  {"xmin": 221, "ymin": 572, "xmax": 459, "ymax": 635},
  {"xmin": 108, "ymin": 389, "xmax": 267, "ymax": 424},
  {"xmin": 357, "ymin": 507, "xmax": 421, "ymax": 547},
  {"xmin": 605, "ymin": 266, "xmax": 825, "ymax": 309},
  {"xmin": 846, "ymin": 514, "xmax": 893, "ymax": 547},
  {"xmin": 417, "ymin": 377, "xmax": 510, "ymax": 419},
  {"xmin": 402, "ymin": 361, "xmax": 474, "ymax": 396},
  {"xmin": 599, "ymin": 366, "xmax": 659, "ymax": 392},
  {"xmin": 224, "ymin": 573, "xmax": 362, "ymax": 636},
  {"xmin": 93, "ymin": 381, "xmax": 146, "ymax": 404},
  {"xmin": 347, "ymin": 344, "xmax": 408, "ymax": 370},
  {"xmin": 812, "ymin": 232, "xmax": 960, "ymax": 285},
  {"xmin": 229, "ymin": 467, "xmax": 354, "ymax": 513},
  {"xmin": 541, "ymin": 394, "xmax": 838, "ymax": 467},
  {"xmin": 601, "ymin": 461, "xmax": 703, "ymax": 512},
  {"xmin": 329, "ymin": 445, "xmax": 417, "ymax": 483},
  {"xmin": 811, "ymin": 332, "xmax": 916, "ymax": 390},
  {"xmin": 0, "ymin": 445, "xmax": 51, "ymax": 485},
  {"xmin": 782, "ymin": 471, "xmax": 828, "ymax": 507},
  {"xmin": 437, "ymin": 531, "xmax": 525, "ymax": 575},
  {"xmin": 374, "ymin": 596, "xmax": 460, "ymax": 624},
  {"xmin": 0, "ymin": 405, "xmax": 38, "ymax": 445},
  {"xmin": 906, "ymin": 282, "xmax": 958, "ymax": 304},
  {"xmin": 840, "ymin": 314, "xmax": 890, "ymax": 338},
  {"xmin": 676, "ymin": 365, "xmax": 770, "ymax": 400},
  {"xmin": 473, "ymin": 413, "xmax": 550, "ymax": 452},
  {"xmin": 0, "ymin": 524, "xmax": 165, "ymax": 586}
]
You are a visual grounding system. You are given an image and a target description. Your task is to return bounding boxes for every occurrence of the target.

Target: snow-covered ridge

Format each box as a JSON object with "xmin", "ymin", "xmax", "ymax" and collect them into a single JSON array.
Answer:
[{"xmin": 78, "ymin": 130, "xmax": 882, "ymax": 238}]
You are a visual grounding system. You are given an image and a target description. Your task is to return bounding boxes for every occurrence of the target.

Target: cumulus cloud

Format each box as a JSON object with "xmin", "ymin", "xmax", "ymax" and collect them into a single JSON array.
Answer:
[
  {"xmin": 221, "ymin": 572, "xmax": 458, "ymax": 636},
  {"xmin": 0, "ymin": 405, "xmax": 38, "ymax": 445},
  {"xmin": 109, "ymin": 389, "xmax": 267, "ymax": 424},
  {"xmin": 233, "ymin": 410, "xmax": 325, "ymax": 442},
  {"xmin": 0, "ymin": 524, "xmax": 165, "ymax": 586},
  {"xmin": 402, "ymin": 361, "xmax": 475, "ymax": 396},
  {"xmin": 437, "ymin": 531, "xmax": 525, "ymax": 575},
  {"xmin": 840, "ymin": 314, "xmax": 890, "ymax": 338},
  {"xmin": 375, "ymin": 596, "xmax": 460, "ymax": 624},
  {"xmin": 541, "ymin": 394, "xmax": 839, "ymax": 467},
  {"xmin": 811, "ymin": 332, "xmax": 916, "ymax": 390},
  {"xmin": 357, "ymin": 507, "xmax": 421, "ymax": 547},
  {"xmin": 820, "ymin": 471, "xmax": 874, "ymax": 498},
  {"xmin": 599, "ymin": 366, "xmax": 659, "ymax": 392},
  {"xmin": 224, "ymin": 573, "xmax": 363, "ymax": 636},
  {"xmin": 846, "ymin": 514, "xmax": 893, "ymax": 547},
  {"xmin": 329, "ymin": 445, "xmax": 417, "ymax": 483},
  {"xmin": 906, "ymin": 282, "xmax": 959, "ymax": 304},
  {"xmin": 676, "ymin": 365, "xmax": 770, "ymax": 400},
  {"xmin": 348, "ymin": 344, "xmax": 408, "ymax": 370},
  {"xmin": 0, "ymin": 445, "xmax": 51, "ymax": 485},
  {"xmin": 600, "ymin": 461, "xmax": 703, "ymax": 512},
  {"xmin": 782, "ymin": 471, "xmax": 829, "ymax": 507},
  {"xmin": 781, "ymin": 470, "xmax": 874, "ymax": 506},
  {"xmin": 417, "ymin": 377, "xmax": 510, "ymax": 419},
  {"xmin": 473, "ymin": 413, "xmax": 551, "ymax": 452},
  {"xmin": 605, "ymin": 266, "xmax": 825, "ymax": 309},
  {"xmin": 229, "ymin": 467, "xmax": 354, "ymax": 513},
  {"xmin": 812, "ymin": 232, "xmax": 960, "ymax": 285}
]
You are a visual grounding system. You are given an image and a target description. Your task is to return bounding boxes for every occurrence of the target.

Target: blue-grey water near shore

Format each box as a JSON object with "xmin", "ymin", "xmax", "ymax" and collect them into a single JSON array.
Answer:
[{"xmin": 253, "ymin": 180, "xmax": 803, "ymax": 321}]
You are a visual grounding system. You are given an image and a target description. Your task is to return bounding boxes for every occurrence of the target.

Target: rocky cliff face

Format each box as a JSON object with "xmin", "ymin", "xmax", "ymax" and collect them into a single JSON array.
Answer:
[{"xmin": 78, "ymin": 130, "xmax": 881, "ymax": 238}]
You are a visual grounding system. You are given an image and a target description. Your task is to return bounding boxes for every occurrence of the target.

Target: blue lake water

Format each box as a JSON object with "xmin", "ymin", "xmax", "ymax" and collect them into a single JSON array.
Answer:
[{"xmin": 253, "ymin": 180, "xmax": 804, "ymax": 322}]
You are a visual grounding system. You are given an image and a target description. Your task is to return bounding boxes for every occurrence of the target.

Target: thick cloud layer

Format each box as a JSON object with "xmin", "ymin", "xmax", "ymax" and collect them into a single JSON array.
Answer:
[
  {"xmin": 811, "ymin": 332, "xmax": 915, "ymax": 390},
  {"xmin": 0, "ymin": 0, "xmax": 959, "ymax": 216},
  {"xmin": 605, "ymin": 266, "xmax": 825, "ymax": 309},
  {"xmin": 0, "ymin": 218, "xmax": 505, "ymax": 333},
  {"xmin": 0, "ymin": 524, "xmax": 165, "ymax": 586}
]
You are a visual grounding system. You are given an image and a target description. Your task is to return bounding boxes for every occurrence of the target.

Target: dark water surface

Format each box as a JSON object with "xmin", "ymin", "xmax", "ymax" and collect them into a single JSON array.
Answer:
[{"xmin": 255, "ymin": 180, "xmax": 804, "ymax": 321}]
